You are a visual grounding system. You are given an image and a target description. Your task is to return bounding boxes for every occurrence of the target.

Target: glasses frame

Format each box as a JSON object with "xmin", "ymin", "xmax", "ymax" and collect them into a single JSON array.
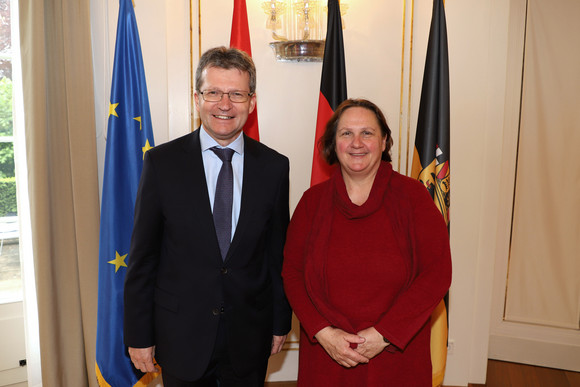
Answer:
[{"xmin": 199, "ymin": 90, "xmax": 254, "ymax": 103}]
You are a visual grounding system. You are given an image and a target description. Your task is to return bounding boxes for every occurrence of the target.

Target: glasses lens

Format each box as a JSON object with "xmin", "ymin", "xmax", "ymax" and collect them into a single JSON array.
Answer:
[
  {"xmin": 229, "ymin": 92, "xmax": 248, "ymax": 103},
  {"xmin": 203, "ymin": 90, "xmax": 221, "ymax": 102}
]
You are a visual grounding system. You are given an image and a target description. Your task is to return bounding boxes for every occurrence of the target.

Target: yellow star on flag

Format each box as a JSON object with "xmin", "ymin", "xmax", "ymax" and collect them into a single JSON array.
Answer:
[
  {"xmin": 109, "ymin": 102, "xmax": 119, "ymax": 118},
  {"xmin": 142, "ymin": 139, "xmax": 153, "ymax": 159},
  {"xmin": 108, "ymin": 251, "xmax": 128, "ymax": 273},
  {"xmin": 134, "ymin": 116, "xmax": 142, "ymax": 130}
]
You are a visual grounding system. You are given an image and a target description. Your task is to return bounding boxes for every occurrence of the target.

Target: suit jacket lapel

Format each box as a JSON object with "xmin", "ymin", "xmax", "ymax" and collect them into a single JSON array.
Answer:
[
  {"xmin": 181, "ymin": 130, "xmax": 224, "ymax": 263},
  {"xmin": 184, "ymin": 129, "xmax": 214, "ymax": 220}
]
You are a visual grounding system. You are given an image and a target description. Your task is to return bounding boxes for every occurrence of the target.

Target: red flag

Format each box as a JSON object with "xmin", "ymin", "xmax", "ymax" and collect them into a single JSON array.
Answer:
[
  {"xmin": 310, "ymin": 0, "xmax": 347, "ymax": 186},
  {"xmin": 230, "ymin": 0, "xmax": 260, "ymax": 141}
]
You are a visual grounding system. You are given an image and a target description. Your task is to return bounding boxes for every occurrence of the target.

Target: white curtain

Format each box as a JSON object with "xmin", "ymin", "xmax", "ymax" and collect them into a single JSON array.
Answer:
[
  {"xmin": 18, "ymin": 0, "xmax": 101, "ymax": 385},
  {"xmin": 505, "ymin": 0, "xmax": 580, "ymax": 329}
]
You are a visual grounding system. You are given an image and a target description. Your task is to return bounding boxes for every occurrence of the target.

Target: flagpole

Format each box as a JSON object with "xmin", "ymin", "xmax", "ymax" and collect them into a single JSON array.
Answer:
[
  {"xmin": 405, "ymin": 0, "xmax": 415, "ymax": 176},
  {"xmin": 198, "ymin": 0, "xmax": 202, "ymax": 58}
]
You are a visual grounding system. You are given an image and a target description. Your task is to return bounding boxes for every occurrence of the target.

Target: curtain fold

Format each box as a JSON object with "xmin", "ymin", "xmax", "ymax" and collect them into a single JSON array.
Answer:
[
  {"xmin": 19, "ymin": 0, "xmax": 100, "ymax": 385},
  {"xmin": 505, "ymin": 0, "xmax": 580, "ymax": 329}
]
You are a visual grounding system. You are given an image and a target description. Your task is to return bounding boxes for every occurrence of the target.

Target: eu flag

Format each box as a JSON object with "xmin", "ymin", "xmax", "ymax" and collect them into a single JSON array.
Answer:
[{"xmin": 95, "ymin": 0, "xmax": 158, "ymax": 385}]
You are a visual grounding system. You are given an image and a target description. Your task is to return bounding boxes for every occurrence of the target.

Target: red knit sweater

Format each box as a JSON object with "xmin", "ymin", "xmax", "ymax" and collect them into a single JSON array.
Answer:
[{"xmin": 283, "ymin": 162, "xmax": 452, "ymax": 386}]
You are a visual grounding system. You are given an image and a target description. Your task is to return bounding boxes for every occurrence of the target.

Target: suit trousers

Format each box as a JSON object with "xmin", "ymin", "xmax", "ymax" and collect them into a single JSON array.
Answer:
[{"xmin": 161, "ymin": 316, "xmax": 269, "ymax": 387}]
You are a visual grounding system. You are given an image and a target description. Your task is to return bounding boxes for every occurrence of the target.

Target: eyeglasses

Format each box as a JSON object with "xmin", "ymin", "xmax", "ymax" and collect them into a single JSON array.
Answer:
[{"xmin": 199, "ymin": 90, "xmax": 254, "ymax": 103}]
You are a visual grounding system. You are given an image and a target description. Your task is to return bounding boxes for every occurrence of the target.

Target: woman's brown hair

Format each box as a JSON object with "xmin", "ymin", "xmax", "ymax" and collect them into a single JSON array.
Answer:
[{"xmin": 319, "ymin": 98, "xmax": 393, "ymax": 165}]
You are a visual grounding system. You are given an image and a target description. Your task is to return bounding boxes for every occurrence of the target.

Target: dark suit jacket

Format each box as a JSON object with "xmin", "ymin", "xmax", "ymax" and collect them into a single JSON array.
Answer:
[{"xmin": 124, "ymin": 129, "xmax": 292, "ymax": 381}]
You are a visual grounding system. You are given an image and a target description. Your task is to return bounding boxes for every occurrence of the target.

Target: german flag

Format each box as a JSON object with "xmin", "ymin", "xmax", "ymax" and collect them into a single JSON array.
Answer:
[
  {"xmin": 410, "ymin": 0, "xmax": 450, "ymax": 386},
  {"xmin": 310, "ymin": 0, "xmax": 347, "ymax": 186},
  {"xmin": 230, "ymin": 0, "xmax": 260, "ymax": 141}
]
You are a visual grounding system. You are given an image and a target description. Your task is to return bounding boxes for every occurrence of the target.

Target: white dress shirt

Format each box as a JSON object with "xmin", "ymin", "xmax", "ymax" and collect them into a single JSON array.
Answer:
[{"xmin": 200, "ymin": 127, "xmax": 244, "ymax": 240}]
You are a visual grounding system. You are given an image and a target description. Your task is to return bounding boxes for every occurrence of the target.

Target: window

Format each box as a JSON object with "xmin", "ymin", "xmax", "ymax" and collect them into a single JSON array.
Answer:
[{"xmin": 0, "ymin": 0, "xmax": 20, "ymax": 304}]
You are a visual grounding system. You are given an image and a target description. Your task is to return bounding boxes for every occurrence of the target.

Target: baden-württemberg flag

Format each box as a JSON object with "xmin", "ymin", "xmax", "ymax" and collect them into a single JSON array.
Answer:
[
  {"xmin": 96, "ymin": 0, "xmax": 158, "ymax": 385},
  {"xmin": 410, "ymin": 0, "xmax": 450, "ymax": 386}
]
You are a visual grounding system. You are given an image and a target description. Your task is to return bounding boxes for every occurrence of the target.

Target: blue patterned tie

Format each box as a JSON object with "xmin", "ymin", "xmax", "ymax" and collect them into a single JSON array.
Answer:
[{"xmin": 211, "ymin": 147, "xmax": 235, "ymax": 260}]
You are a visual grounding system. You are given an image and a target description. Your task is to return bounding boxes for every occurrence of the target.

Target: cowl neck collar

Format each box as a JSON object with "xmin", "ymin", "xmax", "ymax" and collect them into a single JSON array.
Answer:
[{"xmin": 332, "ymin": 161, "xmax": 394, "ymax": 220}]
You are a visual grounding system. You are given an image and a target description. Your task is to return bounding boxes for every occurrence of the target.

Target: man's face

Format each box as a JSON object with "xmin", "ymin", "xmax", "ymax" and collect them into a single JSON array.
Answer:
[{"xmin": 194, "ymin": 67, "xmax": 256, "ymax": 146}]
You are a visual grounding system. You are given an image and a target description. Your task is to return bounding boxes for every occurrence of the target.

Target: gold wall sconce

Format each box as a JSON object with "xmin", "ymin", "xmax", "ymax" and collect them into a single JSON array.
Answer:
[{"xmin": 262, "ymin": 1, "xmax": 348, "ymax": 62}]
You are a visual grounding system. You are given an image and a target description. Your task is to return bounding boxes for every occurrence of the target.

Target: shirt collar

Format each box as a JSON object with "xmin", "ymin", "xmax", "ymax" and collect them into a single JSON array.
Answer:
[{"xmin": 200, "ymin": 125, "xmax": 244, "ymax": 155}]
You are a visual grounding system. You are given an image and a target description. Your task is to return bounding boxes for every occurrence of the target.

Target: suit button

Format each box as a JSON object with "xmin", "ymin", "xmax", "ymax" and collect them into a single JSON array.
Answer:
[
  {"xmin": 212, "ymin": 308, "xmax": 220, "ymax": 316},
  {"xmin": 220, "ymin": 267, "xmax": 228, "ymax": 274}
]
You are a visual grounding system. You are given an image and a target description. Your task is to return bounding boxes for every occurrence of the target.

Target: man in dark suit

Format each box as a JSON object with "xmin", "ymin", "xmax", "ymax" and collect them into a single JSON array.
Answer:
[{"xmin": 124, "ymin": 47, "xmax": 292, "ymax": 386}]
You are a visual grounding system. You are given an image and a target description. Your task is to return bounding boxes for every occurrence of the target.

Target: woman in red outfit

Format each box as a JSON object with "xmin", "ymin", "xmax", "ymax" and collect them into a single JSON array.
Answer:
[{"xmin": 282, "ymin": 99, "xmax": 452, "ymax": 386}]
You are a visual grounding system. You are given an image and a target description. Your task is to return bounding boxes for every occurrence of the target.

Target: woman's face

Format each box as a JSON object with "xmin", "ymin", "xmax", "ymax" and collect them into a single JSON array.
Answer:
[{"xmin": 335, "ymin": 107, "xmax": 387, "ymax": 178}]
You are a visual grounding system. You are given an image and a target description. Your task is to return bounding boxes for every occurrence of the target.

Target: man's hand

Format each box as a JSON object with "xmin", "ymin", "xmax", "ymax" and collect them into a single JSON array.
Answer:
[
  {"xmin": 354, "ymin": 327, "xmax": 390, "ymax": 360},
  {"xmin": 128, "ymin": 346, "xmax": 159, "ymax": 373},
  {"xmin": 314, "ymin": 326, "xmax": 369, "ymax": 368},
  {"xmin": 271, "ymin": 335, "xmax": 288, "ymax": 355}
]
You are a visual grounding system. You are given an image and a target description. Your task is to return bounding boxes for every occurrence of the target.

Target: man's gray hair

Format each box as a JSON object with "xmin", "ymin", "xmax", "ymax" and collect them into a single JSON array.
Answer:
[{"xmin": 195, "ymin": 46, "xmax": 257, "ymax": 93}]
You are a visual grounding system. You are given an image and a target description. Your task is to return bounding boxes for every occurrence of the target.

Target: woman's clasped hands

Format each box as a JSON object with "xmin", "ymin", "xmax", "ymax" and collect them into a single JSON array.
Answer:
[{"xmin": 314, "ymin": 326, "xmax": 390, "ymax": 368}]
